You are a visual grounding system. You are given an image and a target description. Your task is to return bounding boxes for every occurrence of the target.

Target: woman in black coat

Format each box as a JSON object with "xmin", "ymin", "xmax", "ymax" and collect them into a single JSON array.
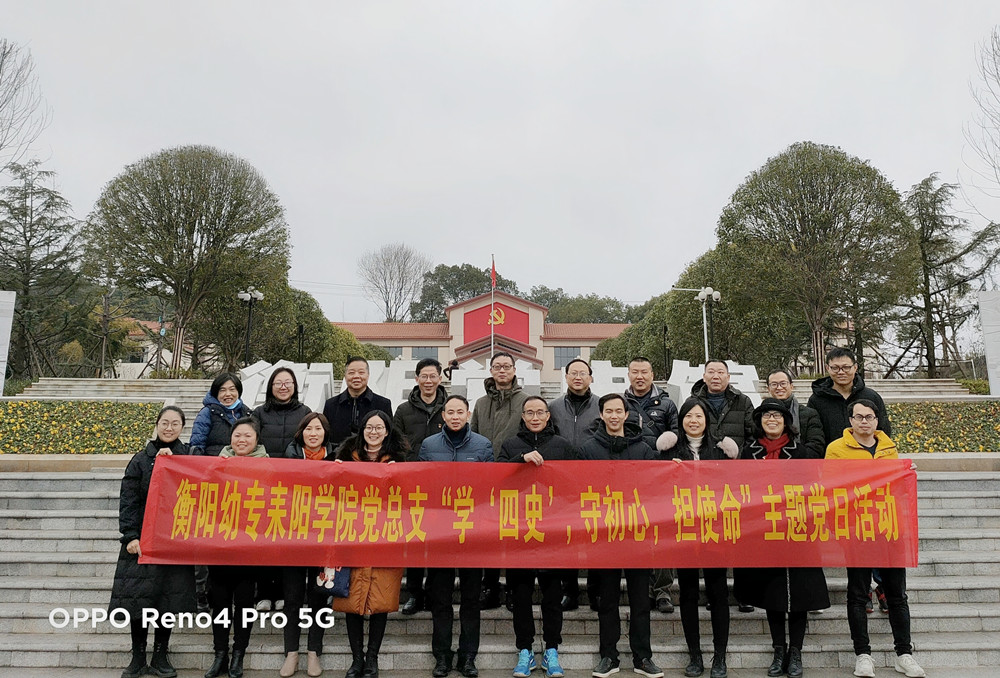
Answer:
[
  {"xmin": 734, "ymin": 399, "xmax": 829, "ymax": 678},
  {"xmin": 108, "ymin": 406, "xmax": 195, "ymax": 678},
  {"xmin": 660, "ymin": 397, "xmax": 738, "ymax": 678}
]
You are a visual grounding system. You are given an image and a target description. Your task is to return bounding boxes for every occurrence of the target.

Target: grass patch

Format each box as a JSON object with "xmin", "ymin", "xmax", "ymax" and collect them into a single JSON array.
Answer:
[
  {"xmin": 0, "ymin": 401, "xmax": 160, "ymax": 454},
  {"xmin": 958, "ymin": 379, "xmax": 990, "ymax": 395},
  {"xmin": 888, "ymin": 401, "xmax": 1000, "ymax": 453}
]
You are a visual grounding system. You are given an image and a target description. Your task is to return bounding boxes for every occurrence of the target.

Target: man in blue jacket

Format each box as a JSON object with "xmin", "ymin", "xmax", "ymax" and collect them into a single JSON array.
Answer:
[{"xmin": 419, "ymin": 395, "xmax": 492, "ymax": 678}]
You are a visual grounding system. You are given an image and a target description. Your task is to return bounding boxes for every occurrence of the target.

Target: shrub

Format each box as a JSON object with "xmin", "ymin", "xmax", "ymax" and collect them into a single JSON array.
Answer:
[
  {"xmin": 2, "ymin": 377, "xmax": 37, "ymax": 397},
  {"xmin": 958, "ymin": 379, "xmax": 990, "ymax": 395},
  {"xmin": 888, "ymin": 401, "xmax": 1000, "ymax": 453},
  {"xmin": 0, "ymin": 401, "xmax": 161, "ymax": 454}
]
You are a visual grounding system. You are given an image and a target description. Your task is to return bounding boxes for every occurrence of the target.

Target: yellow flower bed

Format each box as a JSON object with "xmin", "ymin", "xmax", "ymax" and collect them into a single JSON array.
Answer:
[
  {"xmin": 888, "ymin": 401, "xmax": 1000, "ymax": 454},
  {"xmin": 0, "ymin": 401, "xmax": 161, "ymax": 454}
]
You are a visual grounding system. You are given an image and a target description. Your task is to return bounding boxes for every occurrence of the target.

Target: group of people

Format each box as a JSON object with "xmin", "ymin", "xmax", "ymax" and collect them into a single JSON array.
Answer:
[{"xmin": 109, "ymin": 349, "xmax": 925, "ymax": 678}]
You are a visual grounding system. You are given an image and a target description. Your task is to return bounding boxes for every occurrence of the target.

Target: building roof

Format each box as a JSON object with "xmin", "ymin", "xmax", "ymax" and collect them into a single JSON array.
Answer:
[
  {"xmin": 444, "ymin": 289, "xmax": 550, "ymax": 314},
  {"xmin": 541, "ymin": 323, "xmax": 631, "ymax": 340},
  {"xmin": 334, "ymin": 322, "xmax": 451, "ymax": 341}
]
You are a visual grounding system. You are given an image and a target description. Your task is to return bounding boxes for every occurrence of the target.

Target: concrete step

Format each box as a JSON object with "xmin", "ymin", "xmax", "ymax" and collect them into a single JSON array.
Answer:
[
  {"xmin": 918, "ymin": 509, "xmax": 1000, "ymax": 529},
  {"xmin": 917, "ymin": 490, "xmax": 1000, "ymax": 508},
  {"xmin": 0, "ymin": 509, "xmax": 119, "ymax": 531},
  {"xmin": 0, "ymin": 630, "xmax": 994, "ymax": 671},
  {"xmin": 0, "ymin": 473, "xmax": 123, "ymax": 492},
  {"xmin": 915, "ymin": 472, "xmax": 1000, "ymax": 491},
  {"xmin": 0, "ymin": 491, "xmax": 118, "ymax": 511}
]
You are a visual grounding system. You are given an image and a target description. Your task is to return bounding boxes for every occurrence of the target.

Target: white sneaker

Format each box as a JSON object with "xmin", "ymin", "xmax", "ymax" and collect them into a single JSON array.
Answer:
[
  {"xmin": 894, "ymin": 654, "xmax": 926, "ymax": 678},
  {"xmin": 254, "ymin": 599, "xmax": 272, "ymax": 612},
  {"xmin": 854, "ymin": 654, "xmax": 875, "ymax": 678}
]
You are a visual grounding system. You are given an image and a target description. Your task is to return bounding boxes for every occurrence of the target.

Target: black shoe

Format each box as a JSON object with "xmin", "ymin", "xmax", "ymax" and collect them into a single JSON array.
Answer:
[
  {"xmin": 589, "ymin": 595, "xmax": 600, "ymax": 612},
  {"xmin": 705, "ymin": 601, "xmax": 712, "ymax": 611},
  {"xmin": 684, "ymin": 652, "xmax": 703, "ymax": 678},
  {"xmin": 149, "ymin": 641, "xmax": 177, "ymax": 678},
  {"xmin": 560, "ymin": 595, "xmax": 579, "ymax": 611},
  {"xmin": 121, "ymin": 644, "xmax": 147, "ymax": 678},
  {"xmin": 204, "ymin": 651, "xmax": 227, "ymax": 678},
  {"xmin": 592, "ymin": 656, "xmax": 620, "ymax": 678},
  {"xmin": 347, "ymin": 654, "xmax": 366, "ymax": 678},
  {"xmin": 709, "ymin": 654, "xmax": 727, "ymax": 678},
  {"xmin": 458, "ymin": 655, "xmax": 478, "ymax": 677},
  {"xmin": 767, "ymin": 646, "xmax": 786, "ymax": 677},
  {"xmin": 402, "ymin": 594, "xmax": 424, "ymax": 615},
  {"xmin": 737, "ymin": 603, "xmax": 754, "ymax": 613},
  {"xmin": 505, "ymin": 587, "xmax": 514, "ymax": 612},
  {"xmin": 432, "ymin": 654, "xmax": 452, "ymax": 678},
  {"xmin": 363, "ymin": 651, "xmax": 379, "ymax": 678},
  {"xmin": 480, "ymin": 586, "xmax": 501, "ymax": 609},
  {"xmin": 228, "ymin": 649, "xmax": 245, "ymax": 678},
  {"xmin": 633, "ymin": 657, "xmax": 663, "ymax": 678},
  {"xmin": 655, "ymin": 597, "xmax": 674, "ymax": 614},
  {"xmin": 197, "ymin": 594, "xmax": 211, "ymax": 613},
  {"xmin": 786, "ymin": 647, "xmax": 802, "ymax": 678}
]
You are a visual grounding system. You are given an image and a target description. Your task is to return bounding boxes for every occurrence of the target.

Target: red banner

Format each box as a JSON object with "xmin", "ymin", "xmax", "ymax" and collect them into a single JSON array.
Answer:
[{"xmin": 140, "ymin": 458, "xmax": 918, "ymax": 569}]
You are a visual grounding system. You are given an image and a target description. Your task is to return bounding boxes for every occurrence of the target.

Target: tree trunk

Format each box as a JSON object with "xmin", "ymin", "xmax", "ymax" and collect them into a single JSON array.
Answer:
[
  {"xmin": 922, "ymin": 264, "xmax": 936, "ymax": 378},
  {"xmin": 170, "ymin": 323, "xmax": 186, "ymax": 376}
]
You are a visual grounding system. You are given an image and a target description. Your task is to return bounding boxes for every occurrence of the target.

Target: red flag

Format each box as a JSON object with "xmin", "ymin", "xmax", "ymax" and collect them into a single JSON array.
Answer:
[{"xmin": 491, "ymin": 256, "xmax": 496, "ymax": 289}]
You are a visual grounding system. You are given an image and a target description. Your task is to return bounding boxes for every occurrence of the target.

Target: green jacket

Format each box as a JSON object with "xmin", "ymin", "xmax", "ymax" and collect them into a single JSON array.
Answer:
[{"xmin": 470, "ymin": 377, "xmax": 530, "ymax": 460}]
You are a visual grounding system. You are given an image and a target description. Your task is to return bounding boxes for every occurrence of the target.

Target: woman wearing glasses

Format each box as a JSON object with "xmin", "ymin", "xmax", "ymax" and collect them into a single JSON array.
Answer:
[
  {"xmin": 735, "ymin": 399, "xmax": 828, "ymax": 678},
  {"xmin": 333, "ymin": 410, "xmax": 408, "ymax": 678}
]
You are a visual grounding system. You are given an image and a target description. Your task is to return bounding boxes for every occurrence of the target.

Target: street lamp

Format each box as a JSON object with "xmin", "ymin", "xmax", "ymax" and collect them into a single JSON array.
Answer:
[
  {"xmin": 237, "ymin": 286, "xmax": 264, "ymax": 366},
  {"xmin": 672, "ymin": 286, "xmax": 722, "ymax": 362}
]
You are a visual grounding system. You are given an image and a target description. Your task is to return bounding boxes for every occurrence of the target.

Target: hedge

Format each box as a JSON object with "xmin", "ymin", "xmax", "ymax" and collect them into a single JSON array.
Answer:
[
  {"xmin": 888, "ymin": 401, "xmax": 1000, "ymax": 454},
  {"xmin": 0, "ymin": 401, "xmax": 160, "ymax": 454}
]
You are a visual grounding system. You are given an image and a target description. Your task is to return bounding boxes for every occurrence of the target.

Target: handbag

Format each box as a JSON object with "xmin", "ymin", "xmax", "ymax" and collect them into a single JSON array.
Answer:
[{"xmin": 315, "ymin": 566, "xmax": 351, "ymax": 598}]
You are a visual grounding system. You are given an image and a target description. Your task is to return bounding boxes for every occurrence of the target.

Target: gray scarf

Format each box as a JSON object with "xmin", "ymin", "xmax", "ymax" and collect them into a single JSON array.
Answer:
[{"xmin": 779, "ymin": 394, "xmax": 802, "ymax": 433}]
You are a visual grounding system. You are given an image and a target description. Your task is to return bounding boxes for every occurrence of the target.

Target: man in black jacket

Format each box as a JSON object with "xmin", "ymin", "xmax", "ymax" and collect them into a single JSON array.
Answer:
[
  {"xmin": 498, "ymin": 397, "xmax": 575, "ymax": 678},
  {"xmin": 394, "ymin": 358, "xmax": 447, "ymax": 615},
  {"xmin": 578, "ymin": 394, "xmax": 663, "ymax": 678},
  {"xmin": 322, "ymin": 356, "xmax": 392, "ymax": 446},
  {"xmin": 690, "ymin": 360, "xmax": 754, "ymax": 449},
  {"xmin": 807, "ymin": 348, "xmax": 892, "ymax": 445},
  {"xmin": 765, "ymin": 368, "xmax": 826, "ymax": 459}
]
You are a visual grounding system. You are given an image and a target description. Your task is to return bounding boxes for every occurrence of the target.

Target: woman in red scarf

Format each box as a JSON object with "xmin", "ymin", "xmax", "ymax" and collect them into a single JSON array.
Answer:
[{"xmin": 736, "ymin": 398, "xmax": 829, "ymax": 678}]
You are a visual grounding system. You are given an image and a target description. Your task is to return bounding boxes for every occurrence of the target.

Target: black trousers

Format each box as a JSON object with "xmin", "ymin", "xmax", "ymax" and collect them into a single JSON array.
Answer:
[
  {"xmin": 595, "ymin": 568, "xmax": 651, "ymax": 664},
  {"xmin": 427, "ymin": 567, "xmax": 482, "ymax": 658},
  {"xmin": 208, "ymin": 565, "xmax": 258, "ymax": 652},
  {"xmin": 281, "ymin": 566, "xmax": 328, "ymax": 654},
  {"xmin": 766, "ymin": 610, "xmax": 807, "ymax": 650},
  {"xmin": 677, "ymin": 568, "xmax": 729, "ymax": 655},
  {"xmin": 508, "ymin": 569, "xmax": 563, "ymax": 651},
  {"xmin": 406, "ymin": 567, "xmax": 426, "ymax": 598},
  {"xmin": 847, "ymin": 567, "xmax": 912, "ymax": 656}
]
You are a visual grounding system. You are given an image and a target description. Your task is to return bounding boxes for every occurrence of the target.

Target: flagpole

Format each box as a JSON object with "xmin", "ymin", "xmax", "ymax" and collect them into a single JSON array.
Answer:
[{"xmin": 490, "ymin": 254, "xmax": 496, "ymax": 358}]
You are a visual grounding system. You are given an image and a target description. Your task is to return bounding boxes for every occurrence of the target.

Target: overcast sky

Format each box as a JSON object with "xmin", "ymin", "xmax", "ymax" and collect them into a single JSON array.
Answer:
[{"xmin": 5, "ymin": 2, "xmax": 1000, "ymax": 322}]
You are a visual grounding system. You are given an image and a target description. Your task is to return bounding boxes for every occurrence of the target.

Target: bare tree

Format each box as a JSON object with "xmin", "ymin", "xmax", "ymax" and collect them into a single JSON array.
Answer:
[
  {"xmin": 967, "ymin": 28, "xmax": 1000, "ymax": 207},
  {"xmin": 357, "ymin": 243, "xmax": 432, "ymax": 322},
  {"xmin": 0, "ymin": 40, "xmax": 50, "ymax": 171}
]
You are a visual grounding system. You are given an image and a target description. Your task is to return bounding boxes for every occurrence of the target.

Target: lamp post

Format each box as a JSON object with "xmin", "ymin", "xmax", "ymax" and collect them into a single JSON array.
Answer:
[
  {"xmin": 237, "ymin": 287, "xmax": 264, "ymax": 366},
  {"xmin": 672, "ymin": 286, "xmax": 722, "ymax": 362}
]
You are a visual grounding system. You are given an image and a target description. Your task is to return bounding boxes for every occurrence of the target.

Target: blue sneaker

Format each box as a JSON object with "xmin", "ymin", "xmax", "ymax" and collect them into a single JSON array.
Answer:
[
  {"xmin": 542, "ymin": 648, "xmax": 564, "ymax": 678},
  {"xmin": 514, "ymin": 649, "xmax": 537, "ymax": 677}
]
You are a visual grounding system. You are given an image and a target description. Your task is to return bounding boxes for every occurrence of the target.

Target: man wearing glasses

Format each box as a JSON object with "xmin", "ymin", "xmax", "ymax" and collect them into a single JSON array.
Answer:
[
  {"xmin": 825, "ymin": 401, "xmax": 925, "ymax": 678},
  {"xmin": 470, "ymin": 351, "xmax": 530, "ymax": 609},
  {"xmin": 807, "ymin": 348, "xmax": 891, "ymax": 446},
  {"xmin": 765, "ymin": 368, "xmax": 826, "ymax": 459}
]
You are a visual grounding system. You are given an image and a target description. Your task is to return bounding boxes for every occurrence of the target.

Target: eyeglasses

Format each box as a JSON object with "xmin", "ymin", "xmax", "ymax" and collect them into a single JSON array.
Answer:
[
  {"xmin": 567, "ymin": 371, "xmax": 590, "ymax": 378},
  {"xmin": 491, "ymin": 364, "xmax": 515, "ymax": 371},
  {"xmin": 828, "ymin": 364, "xmax": 856, "ymax": 373},
  {"xmin": 850, "ymin": 414, "xmax": 877, "ymax": 423},
  {"xmin": 523, "ymin": 410, "xmax": 548, "ymax": 418},
  {"xmin": 768, "ymin": 381, "xmax": 790, "ymax": 388},
  {"xmin": 761, "ymin": 412, "xmax": 785, "ymax": 420},
  {"xmin": 273, "ymin": 381, "xmax": 294, "ymax": 388},
  {"xmin": 364, "ymin": 425, "xmax": 386, "ymax": 433}
]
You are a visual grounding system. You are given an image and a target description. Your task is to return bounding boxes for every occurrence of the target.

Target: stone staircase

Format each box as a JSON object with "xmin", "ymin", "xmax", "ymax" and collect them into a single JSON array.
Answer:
[
  {"xmin": 780, "ymin": 379, "xmax": 984, "ymax": 404},
  {"xmin": 0, "ymin": 469, "xmax": 997, "ymax": 675},
  {"xmin": 8, "ymin": 378, "xmax": 214, "ymax": 441}
]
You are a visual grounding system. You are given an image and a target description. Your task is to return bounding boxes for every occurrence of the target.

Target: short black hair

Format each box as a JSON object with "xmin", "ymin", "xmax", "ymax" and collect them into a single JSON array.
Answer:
[
  {"xmin": 704, "ymin": 359, "xmax": 729, "ymax": 373},
  {"xmin": 416, "ymin": 358, "xmax": 442, "ymax": 375},
  {"xmin": 156, "ymin": 406, "xmax": 186, "ymax": 426},
  {"xmin": 522, "ymin": 395, "xmax": 548, "ymax": 411},
  {"xmin": 599, "ymin": 393, "xmax": 628, "ymax": 411},
  {"xmin": 231, "ymin": 416, "xmax": 260, "ymax": 441},
  {"xmin": 826, "ymin": 347, "xmax": 857, "ymax": 365},
  {"xmin": 345, "ymin": 356, "xmax": 369, "ymax": 369},
  {"xmin": 767, "ymin": 368, "xmax": 794, "ymax": 384},
  {"xmin": 445, "ymin": 394, "xmax": 470, "ymax": 409},
  {"xmin": 849, "ymin": 399, "xmax": 878, "ymax": 418},
  {"xmin": 564, "ymin": 358, "xmax": 592, "ymax": 375},
  {"xmin": 628, "ymin": 356, "xmax": 653, "ymax": 368},
  {"xmin": 210, "ymin": 372, "xmax": 243, "ymax": 398},
  {"xmin": 490, "ymin": 351, "xmax": 515, "ymax": 367}
]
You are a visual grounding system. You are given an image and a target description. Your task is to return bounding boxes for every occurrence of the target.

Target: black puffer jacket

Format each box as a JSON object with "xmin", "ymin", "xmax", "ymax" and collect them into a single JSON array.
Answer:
[
  {"xmin": 807, "ymin": 375, "xmax": 892, "ymax": 445},
  {"xmin": 660, "ymin": 431, "xmax": 728, "ymax": 461},
  {"xmin": 284, "ymin": 441, "xmax": 338, "ymax": 461},
  {"xmin": 498, "ymin": 419, "xmax": 577, "ymax": 463},
  {"xmin": 690, "ymin": 380, "xmax": 754, "ymax": 448},
  {"xmin": 322, "ymin": 387, "xmax": 393, "ymax": 446},
  {"xmin": 393, "ymin": 385, "xmax": 447, "ymax": 460},
  {"xmin": 578, "ymin": 420, "xmax": 656, "ymax": 461},
  {"xmin": 108, "ymin": 439, "xmax": 195, "ymax": 617},
  {"xmin": 624, "ymin": 384, "xmax": 680, "ymax": 449},
  {"xmin": 252, "ymin": 399, "xmax": 311, "ymax": 458}
]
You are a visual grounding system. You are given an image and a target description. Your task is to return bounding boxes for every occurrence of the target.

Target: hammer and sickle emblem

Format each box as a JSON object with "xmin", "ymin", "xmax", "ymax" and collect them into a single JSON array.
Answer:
[{"xmin": 488, "ymin": 308, "xmax": 505, "ymax": 325}]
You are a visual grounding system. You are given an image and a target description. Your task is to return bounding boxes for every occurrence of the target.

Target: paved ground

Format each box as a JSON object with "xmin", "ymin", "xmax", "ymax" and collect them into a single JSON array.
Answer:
[{"xmin": 0, "ymin": 668, "xmax": 964, "ymax": 677}]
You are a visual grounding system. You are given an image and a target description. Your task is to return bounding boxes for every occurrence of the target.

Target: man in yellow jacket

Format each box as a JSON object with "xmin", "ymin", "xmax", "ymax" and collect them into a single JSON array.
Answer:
[{"xmin": 825, "ymin": 400, "xmax": 925, "ymax": 678}]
